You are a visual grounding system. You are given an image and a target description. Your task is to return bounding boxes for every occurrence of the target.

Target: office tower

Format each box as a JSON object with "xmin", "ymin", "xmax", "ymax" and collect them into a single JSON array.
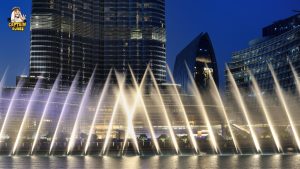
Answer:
[
  {"xmin": 29, "ymin": 0, "xmax": 101, "ymax": 87},
  {"xmin": 101, "ymin": 0, "xmax": 166, "ymax": 83},
  {"xmin": 226, "ymin": 14, "xmax": 300, "ymax": 93}
]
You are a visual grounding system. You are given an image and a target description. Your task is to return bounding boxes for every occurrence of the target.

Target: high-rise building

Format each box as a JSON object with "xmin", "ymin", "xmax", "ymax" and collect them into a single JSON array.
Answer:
[
  {"xmin": 100, "ymin": 0, "xmax": 166, "ymax": 84},
  {"xmin": 28, "ymin": 0, "xmax": 166, "ymax": 87},
  {"xmin": 173, "ymin": 33, "xmax": 219, "ymax": 93},
  {"xmin": 29, "ymin": 0, "xmax": 101, "ymax": 87},
  {"xmin": 226, "ymin": 14, "xmax": 300, "ymax": 93}
]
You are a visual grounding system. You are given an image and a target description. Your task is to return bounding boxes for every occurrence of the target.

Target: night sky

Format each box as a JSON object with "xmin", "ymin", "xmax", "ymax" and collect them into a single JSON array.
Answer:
[{"xmin": 0, "ymin": 0, "xmax": 298, "ymax": 90}]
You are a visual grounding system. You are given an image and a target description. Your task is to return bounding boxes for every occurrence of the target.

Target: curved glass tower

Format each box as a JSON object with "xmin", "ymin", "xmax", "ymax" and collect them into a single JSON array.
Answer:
[
  {"xmin": 29, "ymin": 0, "xmax": 166, "ymax": 87},
  {"xmin": 101, "ymin": 0, "xmax": 166, "ymax": 83},
  {"xmin": 30, "ymin": 0, "xmax": 101, "ymax": 87},
  {"xmin": 173, "ymin": 33, "xmax": 219, "ymax": 93}
]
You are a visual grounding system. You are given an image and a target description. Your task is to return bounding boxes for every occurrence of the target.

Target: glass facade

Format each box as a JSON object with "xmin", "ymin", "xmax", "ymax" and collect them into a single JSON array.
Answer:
[
  {"xmin": 226, "ymin": 14, "xmax": 300, "ymax": 93},
  {"xmin": 30, "ymin": 0, "xmax": 166, "ymax": 87},
  {"xmin": 173, "ymin": 33, "xmax": 219, "ymax": 93},
  {"xmin": 30, "ymin": 0, "xmax": 101, "ymax": 87},
  {"xmin": 100, "ymin": 0, "xmax": 166, "ymax": 84}
]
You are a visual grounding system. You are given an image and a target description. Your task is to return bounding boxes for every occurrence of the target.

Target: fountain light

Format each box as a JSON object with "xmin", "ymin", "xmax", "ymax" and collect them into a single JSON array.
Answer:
[
  {"xmin": 84, "ymin": 70, "xmax": 112, "ymax": 154},
  {"xmin": 115, "ymin": 73, "xmax": 140, "ymax": 154},
  {"xmin": 166, "ymin": 65, "xmax": 199, "ymax": 153},
  {"xmin": 67, "ymin": 69, "xmax": 96, "ymax": 155},
  {"xmin": 49, "ymin": 73, "xmax": 79, "ymax": 154},
  {"xmin": 0, "ymin": 80, "xmax": 24, "ymax": 143},
  {"xmin": 186, "ymin": 63, "xmax": 219, "ymax": 154},
  {"xmin": 226, "ymin": 65, "xmax": 261, "ymax": 153},
  {"xmin": 31, "ymin": 73, "xmax": 61, "ymax": 154},
  {"xmin": 148, "ymin": 68, "xmax": 180, "ymax": 154},
  {"xmin": 269, "ymin": 64, "xmax": 300, "ymax": 151},
  {"xmin": 248, "ymin": 70, "xmax": 282, "ymax": 152},
  {"xmin": 101, "ymin": 92, "xmax": 122, "ymax": 155},
  {"xmin": 289, "ymin": 61, "xmax": 300, "ymax": 98},
  {"xmin": 206, "ymin": 65, "xmax": 240, "ymax": 153},
  {"xmin": 12, "ymin": 79, "xmax": 42, "ymax": 155},
  {"xmin": 129, "ymin": 66, "xmax": 161, "ymax": 154}
]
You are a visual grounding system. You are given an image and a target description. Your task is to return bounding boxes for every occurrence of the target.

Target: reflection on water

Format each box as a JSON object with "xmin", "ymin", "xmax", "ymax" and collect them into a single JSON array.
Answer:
[{"xmin": 0, "ymin": 155, "xmax": 299, "ymax": 169}]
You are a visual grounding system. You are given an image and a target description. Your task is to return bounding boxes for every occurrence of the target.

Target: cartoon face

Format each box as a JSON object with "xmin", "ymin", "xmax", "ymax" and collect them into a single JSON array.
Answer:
[
  {"xmin": 10, "ymin": 7, "xmax": 26, "ymax": 23},
  {"xmin": 13, "ymin": 9, "xmax": 21, "ymax": 18}
]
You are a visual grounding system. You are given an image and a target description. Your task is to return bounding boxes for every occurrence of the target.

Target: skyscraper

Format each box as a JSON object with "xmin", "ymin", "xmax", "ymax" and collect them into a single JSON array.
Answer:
[
  {"xmin": 173, "ymin": 33, "xmax": 219, "ymax": 93},
  {"xmin": 226, "ymin": 14, "xmax": 300, "ymax": 93},
  {"xmin": 29, "ymin": 0, "xmax": 166, "ymax": 87},
  {"xmin": 100, "ymin": 0, "xmax": 166, "ymax": 84},
  {"xmin": 30, "ymin": 1, "xmax": 101, "ymax": 87}
]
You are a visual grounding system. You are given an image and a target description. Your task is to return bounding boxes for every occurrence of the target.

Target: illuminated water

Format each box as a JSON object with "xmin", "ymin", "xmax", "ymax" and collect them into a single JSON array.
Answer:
[{"xmin": 0, "ymin": 155, "xmax": 299, "ymax": 169}]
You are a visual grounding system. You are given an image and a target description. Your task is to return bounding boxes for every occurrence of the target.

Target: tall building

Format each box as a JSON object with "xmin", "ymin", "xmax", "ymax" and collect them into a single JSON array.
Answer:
[
  {"xmin": 173, "ymin": 33, "xmax": 219, "ymax": 93},
  {"xmin": 29, "ymin": 0, "xmax": 101, "ymax": 87},
  {"xmin": 226, "ymin": 14, "xmax": 300, "ymax": 93},
  {"xmin": 100, "ymin": 0, "xmax": 166, "ymax": 84},
  {"xmin": 28, "ymin": 0, "xmax": 166, "ymax": 87}
]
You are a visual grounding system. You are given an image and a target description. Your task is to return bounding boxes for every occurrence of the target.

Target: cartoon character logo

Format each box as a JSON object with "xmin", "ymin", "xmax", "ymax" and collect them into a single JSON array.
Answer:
[{"xmin": 8, "ymin": 7, "xmax": 26, "ymax": 31}]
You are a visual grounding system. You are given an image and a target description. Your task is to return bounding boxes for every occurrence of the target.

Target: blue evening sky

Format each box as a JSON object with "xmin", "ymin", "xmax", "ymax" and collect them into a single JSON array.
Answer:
[{"xmin": 0, "ymin": 0, "xmax": 298, "ymax": 89}]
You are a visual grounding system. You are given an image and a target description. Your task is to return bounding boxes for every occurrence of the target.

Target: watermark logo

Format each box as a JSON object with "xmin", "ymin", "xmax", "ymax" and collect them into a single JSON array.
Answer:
[{"xmin": 8, "ymin": 7, "xmax": 26, "ymax": 31}]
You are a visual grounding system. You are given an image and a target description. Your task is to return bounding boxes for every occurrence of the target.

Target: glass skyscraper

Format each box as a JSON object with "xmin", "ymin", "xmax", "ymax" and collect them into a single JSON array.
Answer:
[
  {"xmin": 29, "ymin": 0, "xmax": 166, "ymax": 87},
  {"xmin": 173, "ymin": 33, "xmax": 219, "ymax": 93},
  {"xmin": 100, "ymin": 0, "xmax": 166, "ymax": 84},
  {"xmin": 30, "ymin": 0, "xmax": 101, "ymax": 87},
  {"xmin": 226, "ymin": 14, "xmax": 300, "ymax": 93}
]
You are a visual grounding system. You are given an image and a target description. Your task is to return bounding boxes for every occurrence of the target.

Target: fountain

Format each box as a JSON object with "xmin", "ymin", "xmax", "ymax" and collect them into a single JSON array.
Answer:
[
  {"xmin": 116, "ymin": 72, "xmax": 140, "ymax": 154},
  {"xmin": 84, "ymin": 70, "xmax": 112, "ymax": 154},
  {"xmin": 289, "ymin": 61, "xmax": 300, "ymax": 97},
  {"xmin": 166, "ymin": 65, "xmax": 199, "ymax": 153},
  {"xmin": 129, "ymin": 66, "xmax": 160, "ymax": 154},
  {"xmin": 248, "ymin": 70, "xmax": 282, "ymax": 152},
  {"xmin": 0, "ymin": 63, "xmax": 299, "ymax": 155},
  {"xmin": 269, "ymin": 64, "xmax": 300, "ymax": 151},
  {"xmin": 148, "ymin": 68, "xmax": 180, "ymax": 154},
  {"xmin": 67, "ymin": 69, "xmax": 96, "ymax": 155},
  {"xmin": 49, "ymin": 72, "xmax": 80, "ymax": 154},
  {"xmin": 12, "ymin": 79, "xmax": 41, "ymax": 155},
  {"xmin": 207, "ymin": 65, "xmax": 240, "ymax": 153},
  {"xmin": 226, "ymin": 65, "xmax": 261, "ymax": 153},
  {"xmin": 0, "ymin": 79, "xmax": 24, "ymax": 144},
  {"xmin": 186, "ymin": 63, "xmax": 219, "ymax": 153},
  {"xmin": 31, "ymin": 73, "xmax": 61, "ymax": 154}
]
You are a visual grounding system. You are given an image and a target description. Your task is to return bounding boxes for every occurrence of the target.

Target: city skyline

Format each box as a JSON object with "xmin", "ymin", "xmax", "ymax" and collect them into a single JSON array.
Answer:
[{"xmin": 0, "ymin": 0, "xmax": 298, "ymax": 89}]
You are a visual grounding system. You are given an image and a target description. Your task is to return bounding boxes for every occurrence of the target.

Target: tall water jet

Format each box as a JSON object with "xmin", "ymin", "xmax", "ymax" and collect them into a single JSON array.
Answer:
[
  {"xmin": 0, "ymin": 79, "xmax": 24, "ymax": 143},
  {"xmin": 101, "ymin": 93, "xmax": 122, "ymax": 155},
  {"xmin": 49, "ymin": 73, "xmax": 79, "ymax": 154},
  {"xmin": 12, "ymin": 79, "xmax": 42, "ymax": 155},
  {"xmin": 289, "ymin": 61, "xmax": 300, "ymax": 97},
  {"xmin": 206, "ymin": 65, "xmax": 240, "ymax": 153},
  {"xmin": 166, "ymin": 65, "xmax": 198, "ymax": 153},
  {"xmin": 0, "ymin": 68, "xmax": 8, "ymax": 98},
  {"xmin": 115, "ymin": 73, "xmax": 140, "ymax": 154},
  {"xmin": 148, "ymin": 68, "xmax": 180, "ymax": 154},
  {"xmin": 129, "ymin": 66, "xmax": 160, "ymax": 154},
  {"xmin": 185, "ymin": 63, "xmax": 219, "ymax": 153},
  {"xmin": 31, "ymin": 73, "xmax": 61, "ymax": 154},
  {"xmin": 226, "ymin": 65, "xmax": 261, "ymax": 153},
  {"xmin": 268, "ymin": 64, "xmax": 300, "ymax": 151},
  {"xmin": 84, "ymin": 70, "xmax": 112, "ymax": 154},
  {"xmin": 67, "ymin": 69, "xmax": 96, "ymax": 155},
  {"xmin": 248, "ymin": 70, "xmax": 282, "ymax": 152}
]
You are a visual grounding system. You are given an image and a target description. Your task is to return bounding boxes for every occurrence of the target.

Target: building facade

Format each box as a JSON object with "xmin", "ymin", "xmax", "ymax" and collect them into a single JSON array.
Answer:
[
  {"xmin": 226, "ymin": 14, "xmax": 300, "ymax": 93},
  {"xmin": 100, "ymin": 0, "xmax": 166, "ymax": 84},
  {"xmin": 173, "ymin": 33, "xmax": 219, "ymax": 93},
  {"xmin": 29, "ymin": 0, "xmax": 166, "ymax": 87},
  {"xmin": 30, "ymin": 0, "xmax": 102, "ymax": 87}
]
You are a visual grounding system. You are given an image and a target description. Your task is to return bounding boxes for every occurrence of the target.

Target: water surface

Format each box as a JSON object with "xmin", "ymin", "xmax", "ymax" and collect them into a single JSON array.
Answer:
[{"xmin": 0, "ymin": 155, "xmax": 299, "ymax": 169}]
